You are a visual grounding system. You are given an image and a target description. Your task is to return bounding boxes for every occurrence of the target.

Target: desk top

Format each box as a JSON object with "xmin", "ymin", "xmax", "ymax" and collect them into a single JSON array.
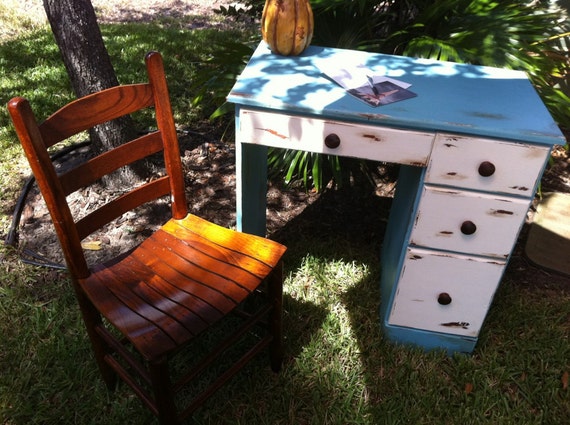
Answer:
[{"xmin": 227, "ymin": 42, "xmax": 564, "ymax": 146}]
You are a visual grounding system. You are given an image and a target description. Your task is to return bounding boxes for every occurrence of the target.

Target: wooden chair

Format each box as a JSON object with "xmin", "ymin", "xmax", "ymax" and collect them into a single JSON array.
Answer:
[{"xmin": 7, "ymin": 51, "xmax": 286, "ymax": 424}]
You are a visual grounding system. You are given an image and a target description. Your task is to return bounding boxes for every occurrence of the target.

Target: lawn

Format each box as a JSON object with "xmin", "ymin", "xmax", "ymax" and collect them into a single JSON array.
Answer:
[{"xmin": 1, "ymin": 3, "xmax": 569, "ymax": 425}]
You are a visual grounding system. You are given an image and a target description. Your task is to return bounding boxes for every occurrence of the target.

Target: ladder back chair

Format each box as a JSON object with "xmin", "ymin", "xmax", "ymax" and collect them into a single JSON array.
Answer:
[{"xmin": 7, "ymin": 51, "xmax": 286, "ymax": 424}]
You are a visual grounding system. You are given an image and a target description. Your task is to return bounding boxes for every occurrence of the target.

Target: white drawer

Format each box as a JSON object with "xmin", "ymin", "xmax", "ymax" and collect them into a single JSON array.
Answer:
[
  {"xmin": 388, "ymin": 248, "xmax": 506, "ymax": 337},
  {"xmin": 426, "ymin": 134, "xmax": 550, "ymax": 195},
  {"xmin": 238, "ymin": 109, "xmax": 435, "ymax": 166},
  {"xmin": 411, "ymin": 186, "xmax": 530, "ymax": 258}
]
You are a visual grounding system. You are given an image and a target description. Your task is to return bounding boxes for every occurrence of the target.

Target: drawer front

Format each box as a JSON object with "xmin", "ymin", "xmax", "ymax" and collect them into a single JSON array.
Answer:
[
  {"xmin": 411, "ymin": 186, "xmax": 530, "ymax": 258},
  {"xmin": 388, "ymin": 248, "xmax": 505, "ymax": 337},
  {"xmin": 238, "ymin": 109, "xmax": 435, "ymax": 166},
  {"xmin": 426, "ymin": 133, "xmax": 550, "ymax": 195}
]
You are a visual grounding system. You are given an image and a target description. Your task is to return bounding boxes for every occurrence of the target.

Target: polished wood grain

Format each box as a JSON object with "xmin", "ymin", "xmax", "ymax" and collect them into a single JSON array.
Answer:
[{"xmin": 8, "ymin": 51, "xmax": 286, "ymax": 425}]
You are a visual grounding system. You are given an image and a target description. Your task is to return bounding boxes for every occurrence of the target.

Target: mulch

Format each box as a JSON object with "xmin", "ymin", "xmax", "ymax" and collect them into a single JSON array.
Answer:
[
  {"xmin": 12, "ymin": 133, "xmax": 570, "ymax": 285},
  {"xmin": 6, "ymin": 0, "xmax": 570, "ymax": 288}
]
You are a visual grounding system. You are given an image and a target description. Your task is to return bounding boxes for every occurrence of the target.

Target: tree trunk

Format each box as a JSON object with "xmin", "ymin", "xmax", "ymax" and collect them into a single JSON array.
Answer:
[{"xmin": 43, "ymin": 0, "xmax": 144, "ymax": 186}]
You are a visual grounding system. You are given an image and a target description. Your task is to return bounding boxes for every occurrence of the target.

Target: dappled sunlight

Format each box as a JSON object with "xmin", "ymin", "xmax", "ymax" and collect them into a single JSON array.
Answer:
[
  {"xmin": 229, "ymin": 42, "xmax": 563, "ymax": 143},
  {"xmin": 2, "ymin": 1, "xmax": 570, "ymax": 423},
  {"xmin": 286, "ymin": 254, "xmax": 372, "ymax": 306}
]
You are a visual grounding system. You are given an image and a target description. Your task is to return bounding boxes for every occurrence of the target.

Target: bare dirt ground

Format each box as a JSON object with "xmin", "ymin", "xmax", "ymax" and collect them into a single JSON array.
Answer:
[
  {"xmin": 93, "ymin": 0, "xmax": 238, "ymax": 21},
  {"xmin": 2, "ymin": 0, "xmax": 250, "ymax": 39},
  {"xmin": 13, "ymin": 0, "xmax": 240, "ymax": 23},
  {"xmin": 8, "ymin": 1, "xmax": 570, "ymax": 295}
]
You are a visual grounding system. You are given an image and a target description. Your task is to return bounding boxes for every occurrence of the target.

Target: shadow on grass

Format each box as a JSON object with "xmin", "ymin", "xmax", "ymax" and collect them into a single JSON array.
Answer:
[
  {"xmin": 263, "ymin": 182, "xmax": 404, "ymax": 424},
  {"xmin": 3, "ymin": 178, "xmax": 570, "ymax": 424}
]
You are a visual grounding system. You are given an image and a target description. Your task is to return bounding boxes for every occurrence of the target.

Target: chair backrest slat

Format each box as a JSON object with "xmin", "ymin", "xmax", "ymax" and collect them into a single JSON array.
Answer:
[
  {"xmin": 39, "ymin": 84, "xmax": 154, "ymax": 148},
  {"xmin": 7, "ymin": 52, "xmax": 187, "ymax": 278},
  {"xmin": 75, "ymin": 177, "xmax": 172, "ymax": 240},
  {"xmin": 60, "ymin": 132, "xmax": 164, "ymax": 195}
]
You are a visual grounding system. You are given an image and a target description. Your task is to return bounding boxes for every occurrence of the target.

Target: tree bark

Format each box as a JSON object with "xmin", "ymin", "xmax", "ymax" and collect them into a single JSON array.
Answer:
[{"xmin": 43, "ymin": 0, "xmax": 143, "ymax": 185}]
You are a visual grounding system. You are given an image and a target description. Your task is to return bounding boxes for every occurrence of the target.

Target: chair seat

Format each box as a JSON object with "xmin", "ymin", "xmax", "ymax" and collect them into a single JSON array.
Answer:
[{"xmin": 81, "ymin": 214, "xmax": 286, "ymax": 361}]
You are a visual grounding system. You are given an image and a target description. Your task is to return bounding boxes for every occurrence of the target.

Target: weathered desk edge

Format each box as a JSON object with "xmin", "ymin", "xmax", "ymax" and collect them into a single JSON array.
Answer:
[{"xmin": 228, "ymin": 42, "xmax": 564, "ymax": 147}]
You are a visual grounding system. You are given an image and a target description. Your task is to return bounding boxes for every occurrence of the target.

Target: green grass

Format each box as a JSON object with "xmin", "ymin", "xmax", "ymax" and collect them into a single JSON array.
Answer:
[
  {"xmin": 1, "ymin": 11, "xmax": 570, "ymax": 425},
  {"xmin": 1, "ymin": 228, "xmax": 569, "ymax": 424},
  {"xmin": 0, "ymin": 22, "xmax": 251, "ymax": 230}
]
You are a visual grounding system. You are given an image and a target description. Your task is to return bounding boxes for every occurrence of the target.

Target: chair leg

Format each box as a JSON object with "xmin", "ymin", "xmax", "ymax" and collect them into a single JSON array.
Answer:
[
  {"xmin": 73, "ymin": 286, "xmax": 117, "ymax": 389},
  {"xmin": 268, "ymin": 261, "xmax": 284, "ymax": 372},
  {"xmin": 149, "ymin": 358, "xmax": 179, "ymax": 425}
]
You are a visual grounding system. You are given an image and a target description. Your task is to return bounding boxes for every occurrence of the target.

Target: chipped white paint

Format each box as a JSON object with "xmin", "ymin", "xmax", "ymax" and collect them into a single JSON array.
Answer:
[
  {"xmin": 238, "ymin": 109, "xmax": 434, "ymax": 166},
  {"xmin": 426, "ymin": 133, "xmax": 550, "ymax": 196},
  {"xmin": 388, "ymin": 248, "xmax": 506, "ymax": 337},
  {"xmin": 229, "ymin": 42, "xmax": 562, "ymax": 353},
  {"xmin": 411, "ymin": 185, "xmax": 531, "ymax": 258}
]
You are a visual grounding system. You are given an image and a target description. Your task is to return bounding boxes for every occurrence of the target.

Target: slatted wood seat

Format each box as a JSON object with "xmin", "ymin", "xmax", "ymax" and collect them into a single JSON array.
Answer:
[{"xmin": 7, "ymin": 51, "xmax": 286, "ymax": 424}]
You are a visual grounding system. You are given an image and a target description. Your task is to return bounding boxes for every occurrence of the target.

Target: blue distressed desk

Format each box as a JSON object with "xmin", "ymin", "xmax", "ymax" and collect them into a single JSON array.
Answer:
[{"xmin": 227, "ymin": 42, "xmax": 564, "ymax": 354}]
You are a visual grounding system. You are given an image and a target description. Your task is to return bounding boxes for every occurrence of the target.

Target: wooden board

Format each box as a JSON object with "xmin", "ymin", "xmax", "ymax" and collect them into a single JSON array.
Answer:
[{"xmin": 525, "ymin": 192, "xmax": 570, "ymax": 277}]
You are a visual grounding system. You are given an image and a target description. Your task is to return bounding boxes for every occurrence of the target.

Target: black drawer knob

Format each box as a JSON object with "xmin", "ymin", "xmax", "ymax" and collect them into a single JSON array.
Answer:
[
  {"xmin": 478, "ymin": 161, "xmax": 496, "ymax": 177},
  {"xmin": 438, "ymin": 292, "xmax": 452, "ymax": 305},
  {"xmin": 461, "ymin": 220, "xmax": 477, "ymax": 235},
  {"xmin": 324, "ymin": 133, "xmax": 341, "ymax": 149}
]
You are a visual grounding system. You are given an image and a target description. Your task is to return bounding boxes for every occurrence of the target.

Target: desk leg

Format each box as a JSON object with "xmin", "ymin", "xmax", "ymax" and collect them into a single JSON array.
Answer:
[{"xmin": 236, "ymin": 140, "xmax": 268, "ymax": 237}]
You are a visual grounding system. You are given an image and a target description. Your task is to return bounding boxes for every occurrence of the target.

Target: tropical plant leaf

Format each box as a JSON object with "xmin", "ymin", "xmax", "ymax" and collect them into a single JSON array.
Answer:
[{"xmin": 212, "ymin": 0, "xmax": 570, "ymax": 191}]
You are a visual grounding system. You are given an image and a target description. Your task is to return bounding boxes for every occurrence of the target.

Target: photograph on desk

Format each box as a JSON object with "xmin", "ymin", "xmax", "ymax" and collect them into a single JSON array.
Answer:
[
  {"xmin": 347, "ymin": 79, "xmax": 417, "ymax": 107},
  {"xmin": 316, "ymin": 61, "xmax": 417, "ymax": 107}
]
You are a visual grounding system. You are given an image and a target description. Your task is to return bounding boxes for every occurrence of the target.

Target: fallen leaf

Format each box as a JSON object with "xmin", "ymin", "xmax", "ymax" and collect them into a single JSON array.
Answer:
[
  {"xmin": 81, "ymin": 241, "xmax": 103, "ymax": 251},
  {"xmin": 562, "ymin": 371, "xmax": 569, "ymax": 390},
  {"xmin": 464, "ymin": 382, "xmax": 474, "ymax": 394}
]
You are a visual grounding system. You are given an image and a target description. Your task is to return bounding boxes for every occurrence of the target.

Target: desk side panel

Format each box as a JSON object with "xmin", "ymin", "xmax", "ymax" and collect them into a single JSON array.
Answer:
[{"xmin": 380, "ymin": 165, "xmax": 425, "ymax": 323}]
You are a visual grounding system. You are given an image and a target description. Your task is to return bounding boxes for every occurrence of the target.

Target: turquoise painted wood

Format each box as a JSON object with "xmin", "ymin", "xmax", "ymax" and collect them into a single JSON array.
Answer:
[
  {"xmin": 234, "ymin": 114, "xmax": 268, "ymax": 236},
  {"xmin": 228, "ymin": 42, "xmax": 564, "ymax": 354},
  {"xmin": 228, "ymin": 43, "xmax": 563, "ymax": 145}
]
